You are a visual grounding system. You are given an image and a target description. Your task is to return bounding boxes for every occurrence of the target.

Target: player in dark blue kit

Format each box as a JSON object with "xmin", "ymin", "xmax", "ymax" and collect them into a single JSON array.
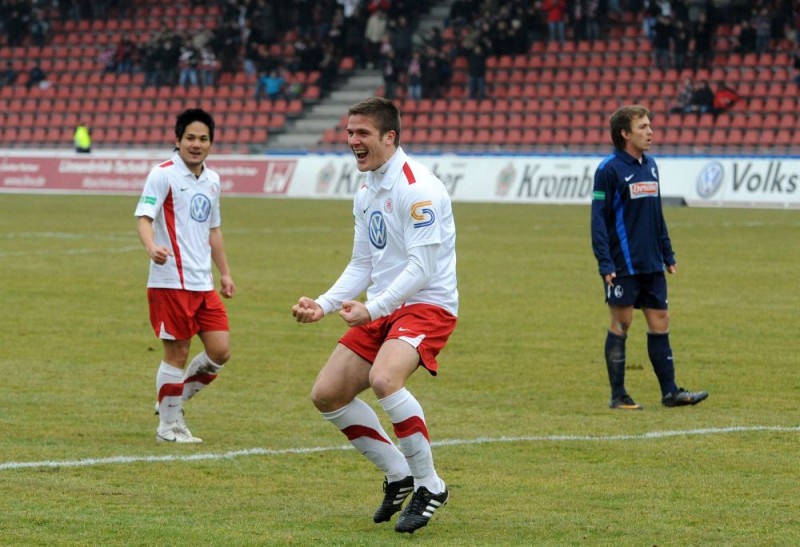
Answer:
[{"xmin": 591, "ymin": 105, "xmax": 708, "ymax": 410}]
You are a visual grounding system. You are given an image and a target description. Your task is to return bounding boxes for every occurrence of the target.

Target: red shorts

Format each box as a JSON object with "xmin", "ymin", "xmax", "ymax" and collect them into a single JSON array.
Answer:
[
  {"xmin": 147, "ymin": 288, "xmax": 229, "ymax": 340},
  {"xmin": 339, "ymin": 303, "xmax": 457, "ymax": 376}
]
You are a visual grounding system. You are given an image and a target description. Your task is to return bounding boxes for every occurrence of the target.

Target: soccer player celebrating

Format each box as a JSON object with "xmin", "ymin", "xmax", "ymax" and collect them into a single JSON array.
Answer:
[
  {"xmin": 292, "ymin": 97, "xmax": 457, "ymax": 534},
  {"xmin": 591, "ymin": 104, "xmax": 708, "ymax": 410},
  {"xmin": 135, "ymin": 108, "xmax": 235, "ymax": 443}
]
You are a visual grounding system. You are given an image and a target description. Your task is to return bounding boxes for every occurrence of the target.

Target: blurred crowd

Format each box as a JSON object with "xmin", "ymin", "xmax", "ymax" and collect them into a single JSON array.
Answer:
[{"xmin": 1, "ymin": 0, "xmax": 800, "ymax": 101}]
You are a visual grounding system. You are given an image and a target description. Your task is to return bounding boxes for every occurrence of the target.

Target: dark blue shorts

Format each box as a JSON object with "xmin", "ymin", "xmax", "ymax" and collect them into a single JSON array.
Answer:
[{"xmin": 604, "ymin": 272, "xmax": 669, "ymax": 310}]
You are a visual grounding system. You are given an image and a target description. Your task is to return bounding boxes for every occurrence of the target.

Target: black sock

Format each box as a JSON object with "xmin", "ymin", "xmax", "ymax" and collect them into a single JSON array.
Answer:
[
  {"xmin": 605, "ymin": 331, "xmax": 627, "ymax": 398},
  {"xmin": 648, "ymin": 332, "xmax": 678, "ymax": 397}
]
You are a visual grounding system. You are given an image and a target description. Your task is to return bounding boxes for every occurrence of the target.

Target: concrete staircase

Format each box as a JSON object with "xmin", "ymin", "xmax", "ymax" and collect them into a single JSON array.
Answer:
[
  {"xmin": 267, "ymin": 70, "xmax": 381, "ymax": 151},
  {"xmin": 265, "ymin": 0, "xmax": 455, "ymax": 152}
]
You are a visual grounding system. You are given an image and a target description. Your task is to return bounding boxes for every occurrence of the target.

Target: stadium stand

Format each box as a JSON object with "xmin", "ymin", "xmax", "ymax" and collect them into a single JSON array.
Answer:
[
  {"xmin": 1, "ymin": 0, "xmax": 798, "ymax": 155},
  {"xmin": 0, "ymin": 0, "xmax": 348, "ymax": 153}
]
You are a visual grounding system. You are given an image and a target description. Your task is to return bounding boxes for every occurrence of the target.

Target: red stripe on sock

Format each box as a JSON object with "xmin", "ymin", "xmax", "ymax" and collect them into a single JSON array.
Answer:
[
  {"xmin": 392, "ymin": 416, "xmax": 429, "ymax": 442},
  {"xmin": 184, "ymin": 373, "xmax": 217, "ymax": 386},
  {"xmin": 341, "ymin": 425, "xmax": 391, "ymax": 444},
  {"xmin": 158, "ymin": 382, "xmax": 184, "ymax": 403}
]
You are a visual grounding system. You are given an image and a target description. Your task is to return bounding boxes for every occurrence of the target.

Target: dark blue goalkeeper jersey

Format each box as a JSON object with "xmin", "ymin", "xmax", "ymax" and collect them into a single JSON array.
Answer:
[{"xmin": 591, "ymin": 149, "xmax": 675, "ymax": 277}]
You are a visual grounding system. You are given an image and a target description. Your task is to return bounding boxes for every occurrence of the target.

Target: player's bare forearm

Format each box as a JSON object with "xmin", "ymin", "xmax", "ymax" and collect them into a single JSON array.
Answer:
[{"xmin": 136, "ymin": 216, "xmax": 171, "ymax": 264}]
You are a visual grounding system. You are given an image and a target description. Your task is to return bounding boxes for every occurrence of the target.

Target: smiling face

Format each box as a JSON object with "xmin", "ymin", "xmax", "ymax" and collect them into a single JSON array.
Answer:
[
  {"xmin": 176, "ymin": 121, "xmax": 212, "ymax": 176},
  {"xmin": 622, "ymin": 114, "xmax": 653, "ymax": 159},
  {"xmin": 346, "ymin": 113, "xmax": 396, "ymax": 172}
]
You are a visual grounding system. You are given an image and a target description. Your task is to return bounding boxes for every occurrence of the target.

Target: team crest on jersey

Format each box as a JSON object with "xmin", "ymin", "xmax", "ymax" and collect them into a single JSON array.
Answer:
[
  {"xmin": 190, "ymin": 194, "xmax": 212, "ymax": 222},
  {"xmin": 411, "ymin": 200, "xmax": 435, "ymax": 228},
  {"xmin": 369, "ymin": 211, "xmax": 387, "ymax": 249},
  {"xmin": 384, "ymin": 198, "xmax": 393, "ymax": 213},
  {"xmin": 629, "ymin": 182, "xmax": 658, "ymax": 199}
]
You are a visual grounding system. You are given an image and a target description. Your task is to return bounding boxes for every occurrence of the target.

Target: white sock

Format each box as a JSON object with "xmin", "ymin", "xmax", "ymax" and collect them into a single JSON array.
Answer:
[
  {"xmin": 380, "ymin": 388, "xmax": 445, "ymax": 494},
  {"xmin": 156, "ymin": 362, "xmax": 184, "ymax": 424},
  {"xmin": 322, "ymin": 398, "xmax": 410, "ymax": 482},
  {"xmin": 181, "ymin": 351, "xmax": 223, "ymax": 402}
]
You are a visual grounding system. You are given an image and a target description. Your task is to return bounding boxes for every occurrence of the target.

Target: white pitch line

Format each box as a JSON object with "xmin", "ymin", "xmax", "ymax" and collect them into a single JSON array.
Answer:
[{"xmin": 1, "ymin": 425, "xmax": 797, "ymax": 472}]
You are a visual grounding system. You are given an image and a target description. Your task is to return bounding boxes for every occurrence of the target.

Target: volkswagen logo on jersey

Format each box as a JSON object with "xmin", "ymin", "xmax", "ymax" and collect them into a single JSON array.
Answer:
[
  {"xmin": 369, "ymin": 211, "xmax": 387, "ymax": 249},
  {"xmin": 696, "ymin": 161, "xmax": 724, "ymax": 198},
  {"xmin": 190, "ymin": 194, "xmax": 212, "ymax": 222}
]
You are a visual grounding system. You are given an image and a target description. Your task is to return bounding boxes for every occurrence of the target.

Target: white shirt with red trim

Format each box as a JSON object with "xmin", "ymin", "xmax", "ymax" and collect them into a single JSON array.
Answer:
[
  {"xmin": 317, "ymin": 147, "xmax": 459, "ymax": 318},
  {"xmin": 134, "ymin": 153, "xmax": 222, "ymax": 291}
]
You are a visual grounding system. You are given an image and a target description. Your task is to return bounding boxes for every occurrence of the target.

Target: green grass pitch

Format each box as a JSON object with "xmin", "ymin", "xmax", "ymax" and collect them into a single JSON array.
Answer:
[{"xmin": 1, "ymin": 194, "xmax": 799, "ymax": 545}]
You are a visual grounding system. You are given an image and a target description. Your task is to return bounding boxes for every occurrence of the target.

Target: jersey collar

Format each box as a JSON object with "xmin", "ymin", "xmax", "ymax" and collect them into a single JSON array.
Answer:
[
  {"xmin": 171, "ymin": 152, "xmax": 208, "ymax": 182},
  {"xmin": 371, "ymin": 146, "xmax": 406, "ymax": 190},
  {"xmin": 614, "ymin": 148, "xmax": 648, "ymax": 165}
]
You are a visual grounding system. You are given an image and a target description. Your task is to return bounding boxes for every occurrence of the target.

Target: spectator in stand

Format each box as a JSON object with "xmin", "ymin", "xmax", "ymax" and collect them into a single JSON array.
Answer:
[
  {"xmin": 364, "ymin": 8, "xmax": 388, "ymax": 70},
  {"xmin": 691, "ymin": 12, "xmax": 714, "ymax": 71},
  {"xmin": 753, "ymin": 7, "xmax": 771, "ymax": 54},
  {"xmin": 199, "ymin": 47, "xmax": 219, "ymax": 88},
  {"xmin": 467, "ymin": 44, "xmax": 487, "ymax": 100},
  {"xmin": 711, "ymin": 82, "xmax": 740, "ymax": 116},
  {"xmin": 436, "ymin": 49, "xmax": 453, "ymax": 97},
  {"xmin": 115, "ymin": 38, "xmax": 136, "ymax": 75},
  {"xmin": 297, "ymin": 37, "xmax": 324, "ymax": 73},
  {"xmin": 213, "ymin": 20, "xmax": 243, "ymax": 77},
  {"xmin": 668, "ymin": 76, "xmax": 694, "ymax": 113},
  {"xmin": 0, "ymin": 61, "xmax": 19, "ymax": 87},
  {"xmin": 421, "ymin": 45, "xmax": 441, "ymax": 99},
  {"xmin": 255, "ymin": 68, "xmax": 286, "ymax": 102},
  {"xmin": 158, "ymin": 36, "xmax": 182, "ymax": 87},
  {"xmin": 4, "ymin": 3, "xmax": 28, "ymax": 47},
  {"xmin": 406, "ymin": 50, "xmax": 423, "ymax": 100},
  {"xmin": 26, "ymin": 63, "xmax": 47, "ymax": 90},
  {"xmin": 684, "ymin": 79, "xmax": 714, "ymax": 114},
  {"xmin": 524, "ymin": 2, "xmax": 548, "ymax": 45},
  {"xmin": 317, "ymin": 42, "xmax": 340, "ymax": 93},
  {"xmin": 142, "ymin": 40, "xmax": 163, "ymax": 87},
  {"xmin": 249, "ymin": 0, "xmax": 279, "ymax": 46},
  {"xmin": 178, "ymin": 41, "xmax": 200, "ymax": 89},
  {"xmin": 30, "ymin": 8, "xmax": 49, "ymax": 48},
  {"xmin": 366, "ymin": 0, "xmax": 390, "ymax": 14},
  {"xmin": 342, "ymin": 4, "xmax": 368, "ymax": 69},
  {"xmin": 735, "ymin": 18, "xmax": 757, "ymax": 55},
  {"xmin": 652, "ymin": 14, "xmax": 673, "ymax": 71},
  {"xmin": 672, "ymin": 19, "xmax": 690, "ymax": 71},
  {"xmin": 542, "ymin": 0, "xmax": 567, "ymax": 45},
  {"xmin": 381, "ymin": 49, "xmax": 399, "ymax": 100},
  {"xmin": 390, "ymin": 14, "xmax": 414, "ymax": 69},
  {"xmin": 570, "ymin": 1, "xmax": 585, "ymax": 42},
  {"xmin": 794, "ymin": 45, "xmax": 800, "ymax": 85}
]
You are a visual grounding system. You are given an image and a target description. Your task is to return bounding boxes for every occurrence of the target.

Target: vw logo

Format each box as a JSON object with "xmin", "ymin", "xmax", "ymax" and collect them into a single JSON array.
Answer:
[
  {"xmin": 190, "ymin": 194, "xmax": 212, "ymax": 222},
  {"xmin": 696, "ymin": 162, "xmax": 724, "ymax": 198},
  {"xmin": 368, "ymin": 211, "xmax": 387, "ymax": 249}
]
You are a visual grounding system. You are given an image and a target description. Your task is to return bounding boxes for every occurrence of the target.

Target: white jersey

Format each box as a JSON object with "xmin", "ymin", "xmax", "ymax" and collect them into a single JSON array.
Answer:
[
  {"xmin": 134, "ymin": 153, "xmax": 222, "ymax": 291},
  {"xmin": 318, "ymin": 147, "xmax": 458, "ymax": 317}
]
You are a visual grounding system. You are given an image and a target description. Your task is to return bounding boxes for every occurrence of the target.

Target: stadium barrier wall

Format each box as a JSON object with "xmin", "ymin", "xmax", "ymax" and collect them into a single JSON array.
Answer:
[{"xmin": 1, "ymin": 151, "xmax": 799, "ymax": 208}]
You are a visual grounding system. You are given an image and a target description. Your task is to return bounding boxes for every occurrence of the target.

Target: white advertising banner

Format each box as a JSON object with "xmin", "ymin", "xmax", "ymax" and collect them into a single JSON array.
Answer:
[{"xmin": 1, "ymin": 151, "xmax": 799, "ymax": 208}]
